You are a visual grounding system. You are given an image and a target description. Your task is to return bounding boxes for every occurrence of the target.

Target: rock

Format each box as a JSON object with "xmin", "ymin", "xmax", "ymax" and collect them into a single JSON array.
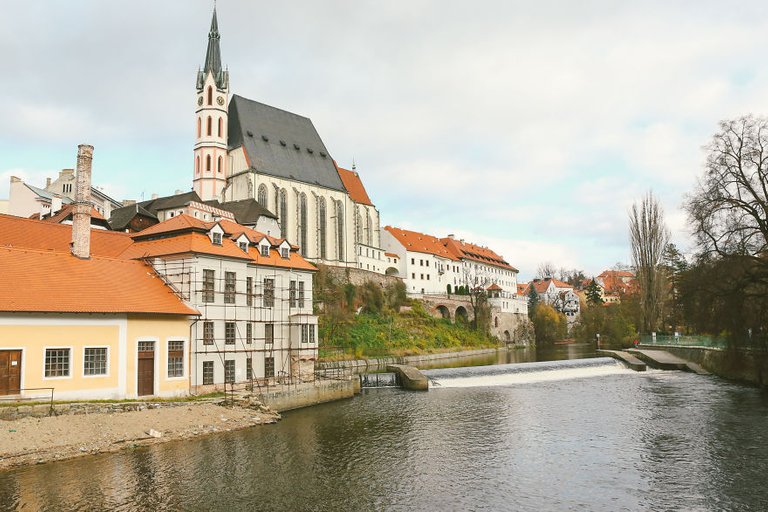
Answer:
[
  {"xmin": 79, "ymin": 447, "xmax": 87, "ymax": 452},
  {"xmin": 146, "ymin": 429, "xmax": 163, "ymax": 438}
]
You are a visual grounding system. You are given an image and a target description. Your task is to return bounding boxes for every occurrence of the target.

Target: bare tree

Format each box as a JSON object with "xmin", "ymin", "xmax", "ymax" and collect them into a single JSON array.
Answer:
[
  {"xmin": 629, "ymin": 191, "xmax": 670, "ymax": 334},
  {"xmin": 536, "ymin": 262, "xmax": 557, "ymax": 279},
  {"xmin": 461, "ymin": 265, "xmax": 491, "ymax": 333},
  {"xmin": 685, "ymin": 116, "xmax": 768, "ymax": 264}
]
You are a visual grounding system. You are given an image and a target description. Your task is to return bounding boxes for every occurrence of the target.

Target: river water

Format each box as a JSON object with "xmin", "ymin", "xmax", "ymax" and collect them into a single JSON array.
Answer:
[{"xmin": 2, "ymin": 346, "xmax": 768, "ymax": 511}]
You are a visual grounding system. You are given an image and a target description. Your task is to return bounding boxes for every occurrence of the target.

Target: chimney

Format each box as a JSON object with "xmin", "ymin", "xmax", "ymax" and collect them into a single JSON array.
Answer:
[
  {"xmin": 175, "ymin": 189, "xmax": 183, "ymax": 195},
  {"xmin": 51, "ymin": 195, "xmax": 63, "ymax": 214},
  {"xmin": 151, "ymin": 193, "xmax": 159, "ymax": 200},
  {"xmin": 122, "ymin": 199, "xmax": 136, "ymax": 206},
  {"xmin": 45, "ymin": 177, "xmax": 52, "ymax": 188},
  {"xmin": 447, "ymin": 234, "xmax": 455, "ymax": 240},
  {"xmin": 71, "ymin": 144, "xmax": 93, "ymax": 259}
]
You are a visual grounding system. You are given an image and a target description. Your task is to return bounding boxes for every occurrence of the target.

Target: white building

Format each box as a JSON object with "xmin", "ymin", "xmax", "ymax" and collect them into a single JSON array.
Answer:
[
  {"xmin": 526, "ymin": 278, "xmax": 580, "ymax": 320},
  {"xmin": 123, "ymin": 214, "xmax": 318, "ymax": 389},
  {"xmin": 191, "ymin": 8, "xmax": 384, "ymax": 272}
]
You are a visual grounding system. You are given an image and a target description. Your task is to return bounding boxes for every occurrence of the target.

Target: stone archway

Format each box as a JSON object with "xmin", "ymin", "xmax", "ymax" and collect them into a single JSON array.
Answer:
[
  {"xmin": 436, "ymin": 305, "xmax": 451, "ymax": 320},
  {"xmin": 385, "ymin": 267, "xmax": 400, "ymax": 277},
  {"xmin": 455, "ymin": 306, "xmax": 468, "ymax": 324},
  {"xmin": 504, "ymin": 330, "xmax": 511, "ymax": 342}
]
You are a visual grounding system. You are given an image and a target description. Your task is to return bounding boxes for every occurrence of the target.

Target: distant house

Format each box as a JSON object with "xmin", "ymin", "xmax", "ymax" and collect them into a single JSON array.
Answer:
[
  {"xmin": 595, "ymin": 270, "xmax": 636, "ymax": 303},
  {"xmin": 525, "ymin": 278, "xmax": 581, "ymax": 321}
]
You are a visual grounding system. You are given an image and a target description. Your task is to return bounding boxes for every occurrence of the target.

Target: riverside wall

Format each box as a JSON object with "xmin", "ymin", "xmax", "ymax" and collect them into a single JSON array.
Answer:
[
  {"xmin": 318, "ymin": 347, "xmax": 502, "ymax": 374},
  {"xmin": 645, "ymin": 344, "xmax": 768, "ymax": 387},
  {"xmin": 258, "ymin": 379, "xmax": 358, "ymax": 412}
]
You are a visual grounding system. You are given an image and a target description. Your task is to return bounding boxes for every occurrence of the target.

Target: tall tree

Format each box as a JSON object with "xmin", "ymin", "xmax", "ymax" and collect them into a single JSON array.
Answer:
[
  {"xmin": 585, "ymin": 279, "xmax": 604, "ymax": 306},
  {"xmin": 536, "ymin": 262, "xmax": 557, "ymax": 279},
  {"xmin": 527, "ymin": 285, "xmax": 539, "ymax": 318},
  {"xmin": 629, "ymin": 191, "xmax": 670, "ymax": 334}
]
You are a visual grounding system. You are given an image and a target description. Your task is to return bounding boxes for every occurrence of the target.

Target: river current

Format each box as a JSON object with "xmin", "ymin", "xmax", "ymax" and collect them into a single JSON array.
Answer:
[{"xmin": 2, "ymin": 347, "xmax": 768, "ymax": 511}]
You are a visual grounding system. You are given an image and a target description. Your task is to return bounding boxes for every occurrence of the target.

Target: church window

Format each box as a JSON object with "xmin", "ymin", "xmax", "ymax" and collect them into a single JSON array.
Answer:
[
  {"xmin": 355, "ymin": 206, "xmax": 362, "ymax": 244},
  {"xmin": 366, "ymin": 210, "xmax": 372, "ymax": 245},
  {"xmin": 196, "ymin": 156, "xmax": 200, "ymax": 174},
  {"xmin": 336, "ymin": 200, "xmax": 344, "ymax": 261},
  {"xmin": 197, "ymin": 117, "xmax": 201, "ymax": 138},
  {"xmin": 257, "ymin": 184, "xmax": 268, "ymax": 208},
  {"xmin": 206, "ymin": 155, "xmax": 211, "ymax": 172},
  {"xmin": 217, "ymin": 156, "xmax": 223, "ymax": 174},
  {"xmin": 318, "ymin": 197, "xmax": 327, "ymax": 259},
  {"xmin": 218, "ymin": 117, "xmax": 223, "ymax": 137},
  {"xmin": 207, "ymin": 86, "xmax": 213, "ymax": 106},
  {"xmin": 206, "ymin": 116, "xmax": 212, "ymax": 136},
  {"xmin": 279, "ymin": 189, "xmax": 288, "ymax": 239},
  {"xmin": 298, "ymin": 193, "xmax": 308, "ymax": 256}
]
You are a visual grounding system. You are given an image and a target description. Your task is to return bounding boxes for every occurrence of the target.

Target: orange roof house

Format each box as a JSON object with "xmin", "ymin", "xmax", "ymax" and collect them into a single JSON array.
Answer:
[
  {"xmin": 383, "ymin": 226, "xmax": 457, "ymax": 260},
  {"xmin": 440, "ymin": 236, "xmax": 518, "ymax": 272}
]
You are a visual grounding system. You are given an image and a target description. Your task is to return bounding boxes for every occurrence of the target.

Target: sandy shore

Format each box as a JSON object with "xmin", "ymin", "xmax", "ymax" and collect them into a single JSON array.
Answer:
[{"xmin": 0, "ymin": 402, "xmax": 279, "ymax": 471}]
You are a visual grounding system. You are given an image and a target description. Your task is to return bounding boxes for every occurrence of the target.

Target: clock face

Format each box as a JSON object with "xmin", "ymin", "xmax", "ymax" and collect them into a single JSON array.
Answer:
[
  {"xmin": 198, "ymin": 96, "xmax": 203, "ymax": 106},
  {"xmin": 217, "ymin": 96, "xmax": 225, "ymax": 106}
]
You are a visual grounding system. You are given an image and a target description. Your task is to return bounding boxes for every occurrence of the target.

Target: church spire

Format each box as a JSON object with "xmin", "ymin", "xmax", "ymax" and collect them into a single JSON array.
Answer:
[{"xmin": 197, "ymin": 5, "xmax": 228, "ymax": 90}]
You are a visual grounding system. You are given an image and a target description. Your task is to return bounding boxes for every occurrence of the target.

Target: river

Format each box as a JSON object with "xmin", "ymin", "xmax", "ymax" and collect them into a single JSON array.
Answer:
[{"xmin": 2, "ymin": 345, "xmax": 768, "ymax": 511}]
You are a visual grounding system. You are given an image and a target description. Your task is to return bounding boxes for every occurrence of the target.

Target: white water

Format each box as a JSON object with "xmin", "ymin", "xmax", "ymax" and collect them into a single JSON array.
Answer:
[{"xmin": 430, "ymin": 364, "xmax": 634, "ymax": 388}]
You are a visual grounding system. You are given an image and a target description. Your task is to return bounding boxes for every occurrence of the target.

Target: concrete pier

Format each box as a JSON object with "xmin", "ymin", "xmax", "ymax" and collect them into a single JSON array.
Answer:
[
  {"xmin": 627, "ymin": 349, "xmax": 710, "ymax": 375},
  {"xmin": 596, "ymin": 350, "xmax": 647, "ymax": 371},
  {"xmin": 387, "ymin": 364, "xmax": 429, "ymax": 391}
]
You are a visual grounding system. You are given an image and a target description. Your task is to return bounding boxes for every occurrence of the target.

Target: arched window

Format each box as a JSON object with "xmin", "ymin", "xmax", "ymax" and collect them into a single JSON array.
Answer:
[
  {"xmin": 318, "ymin": 197, "xmax": 327, "ymax": 260},
  {"xmin": 355, "ymin": 206, "xmax": 362, "ymax": 244},
  {"xmin": 257, "ymin": 184, "xmax": 268, "ymax": 208},
  {"xmin": 207, "ymin": 86, "xmax": 213, "ymax": 106},
  {"xmin": 298, "ymin": 193, "xmax": 308, "ymax": 256},
  {"xmin": 336, "ymin": 200, "xmax": 344, "ymax": 261},
  {"xmin": 196, "ymin": 156, "xmax": 200, "ymax": 174},
  {"xmin": 218, "ymin": 117, "xmax": 223, "ymax": 137},
  {"xmin": 197, "ymin": 117, "xmax": 201, "ymax": 138},
  {"xmin": 217, "ymin": 156, "xmax": 223, "ymax": 174},
  {"xmin": 206, "ymin": 155, "xmax": 211, "ymax": 172},
  {"xmin": 365, "ymin": 209, "xmax": 372, "ymax": 245},
  {"xmin": 206, "ymin": 116, "xmax": 212, "ymax": 136},
  {"xmin": 279, "ymin": 189, "xmax": 288, "ymax": 239}
]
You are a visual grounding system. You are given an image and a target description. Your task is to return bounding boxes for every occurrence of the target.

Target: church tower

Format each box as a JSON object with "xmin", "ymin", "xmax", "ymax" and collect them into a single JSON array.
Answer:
[{"xmin": 193, "ymin": 7, "xmax": 229, "ymax": 201}]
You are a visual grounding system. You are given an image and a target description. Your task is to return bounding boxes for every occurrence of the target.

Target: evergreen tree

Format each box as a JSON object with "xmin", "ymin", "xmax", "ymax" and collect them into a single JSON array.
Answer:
[
  {"xmin": 585, "ymin": 279, "xmax": 604, "ymax": 306},
  {"xmin": 527, "ymin": 286, "xmax": 539, "ymax": 318}
]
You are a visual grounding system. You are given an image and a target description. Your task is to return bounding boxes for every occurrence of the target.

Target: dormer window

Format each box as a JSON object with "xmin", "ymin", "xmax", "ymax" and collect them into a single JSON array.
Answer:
[
  {"xmin": 260, "ymin": 244, "xmax": 270, "ymax": 257},
  {"xmin": 212, "ymin": 232, "xmax": 222, "ymax": 245},
  {"xmin": 239, "ymin": 242, "xmax": 248, "ymax": 252},
  {"xmin": 280, "ymin": 247, "xmax": 289, "ymax": 259}
]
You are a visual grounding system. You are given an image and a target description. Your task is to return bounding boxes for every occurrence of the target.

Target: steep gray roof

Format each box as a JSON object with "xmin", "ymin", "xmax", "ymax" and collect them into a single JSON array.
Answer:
[
  {"xmin": 206, "ymin": 198, "xmax": 277, "ymax": 225},
  {"xmin": 139, "ymin": 191, "xmax": 201, "ymax": 213},
  {"xmin": 228, "ymin": 95, "xmax": 346, "ymax": 192},
  {"xmin": 109, "ymin": 203, "xmax": 157, "ymax": 231},
  {"xmin": 197, "ymin": 7, "xmax": 228, "ymax": 91}
]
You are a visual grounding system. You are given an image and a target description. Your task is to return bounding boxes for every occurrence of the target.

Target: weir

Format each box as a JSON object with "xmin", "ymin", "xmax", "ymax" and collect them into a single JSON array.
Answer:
[
  {"xmin": 359, "ymin": 372, "xmax": 400, "ymax": 388},
  {"xmin": 423, "ymin": 357, "xmax": 632, "ymax": 388}
]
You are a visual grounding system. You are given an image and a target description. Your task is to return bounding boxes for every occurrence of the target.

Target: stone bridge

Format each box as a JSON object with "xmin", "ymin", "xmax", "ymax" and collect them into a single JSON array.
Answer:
[{"xmin": 418, "ymin": 294, "xmax": 474, "ymax": 324}]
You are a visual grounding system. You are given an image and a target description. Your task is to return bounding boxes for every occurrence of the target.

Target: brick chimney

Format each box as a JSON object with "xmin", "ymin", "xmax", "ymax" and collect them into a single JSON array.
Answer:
[{"xmin": 71, "ymin": 144, "xmax": 93, "ymax": 259}]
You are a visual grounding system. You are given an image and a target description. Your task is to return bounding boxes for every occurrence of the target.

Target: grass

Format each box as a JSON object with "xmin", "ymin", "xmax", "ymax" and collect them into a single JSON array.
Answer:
[
  {"xmin": 319, "ymin": 303, "xmax": 498, "ymax": 360},
  {"xmin": 0, "ymin": 391, "xmax": 226, "ymax": 408}
]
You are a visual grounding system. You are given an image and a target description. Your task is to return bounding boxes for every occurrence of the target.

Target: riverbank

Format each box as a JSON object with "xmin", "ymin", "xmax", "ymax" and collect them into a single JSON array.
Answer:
[{"xmin": 0, "ymin": 401, "xmax": 279, "ymax": 471}]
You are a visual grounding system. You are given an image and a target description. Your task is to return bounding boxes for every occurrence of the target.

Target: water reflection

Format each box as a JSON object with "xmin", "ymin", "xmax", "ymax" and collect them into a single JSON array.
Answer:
[{"xmin": 3, "ymin": 356, "xmax": 768, "ymax": 511}]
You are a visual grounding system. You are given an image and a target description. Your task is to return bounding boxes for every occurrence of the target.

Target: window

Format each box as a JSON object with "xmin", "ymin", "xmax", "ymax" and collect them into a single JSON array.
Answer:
[
  {"xmin": 279, "ymin": 188, "xmax": 288, "ymax": 239},
  {"xmin": 206, "ymin": 154, "xmax": 211, "ymax": 172},
  {"xmin": 265, "ymin": 323, "xmax": 274, "ymax": 344},
  {"xmin": 196, "ymin": 156, "xmax": 200, "ymax": 174},
  {"xmin": 263, "ymin": 278, "xmax": 274, "ymax": 307},
  {"xmin": 246, "ymin": 357, "xmax": 253, "ymax": 380},
  {"xmin": 336, "ymin": 200, "xmax": 344, "ymax": 260},
  {"xmin": 202, "ymin": 269, "xmax": 215, "ymax": 302},
  {"xmin": 427, "ymin": 275, "xmax": 430, "ymax": 280},
  {"xmin": 289, "ymin": 281, "xmax": 297, "ymax": 308},
  {"xmin": 246, "ymin": 323, "xmax": 253, "ymax": 344},
  {"xmin": 412, "ymin": 273, "xmax": 415, "ymax": 279},
  {"xmin": 197, "ymin": 117, "xmax": 201, "ymax": 138},
  {"xmin": 225, "ymin": 322, "xmax": 236, "ymax": 344},
  {"xmin": 257, "ymin": 184, "xmax": 268, "ymax": 208},
  {"xmin": 207, "ymin": 86, "xmax": 213, "ymax": 105},
  {"xmin": 225, "ymin": 360, "xmax": 235, "ymax": 383},
  {"xmin": 265, "ymin": 357, "xmax": 275, "ymax": 378},
  {"xmin": 212, "ymin": 232, "xmax": 222, "ymax": 245},
  {"xmin": 168, "ymin": 341, "xmax": 184, "ymax": 378},
  {"xmin": 280, "ymin": 247, "xmax": 289, "ymax": 259},
  {"xmin": 246, "ymin": 277, "xmax": 253, "ymax": 306},
  {"xmin": 202, "ymin": 361, "xmax": 214, "ymax": 385},
  {"xmin": 298, "ymin": 193, "xmax": 307, "ymax": 256},
  {"xmin": 239, "ymin": 241, "xmax": 248, "ymax": 252},
  {"xmin": 218, "ymin": 117, "xmax": 223, "ymax": 137},
  {"xmin": 206, "ymin": 116, "xmax": 212, "ymax": 136},
  {"xmin": 84, "ymin": 348, "xmax": 107, "ymax": 376},
  {"xmin": 45, "ymin": 348, "xmax": 70, "ymax": 378},
  {"xmin": 301, "ymin": 324, "xmax": 315, "ymax": 344},
  {"xmin": 318, "ymin": 197, "xmax": 327, "ymax": 259},
  {"xmin": 224, "ymin": 271, "xmax": 236, "ymax": 303},
  {"xmin": 218, "ymin": 155, "xmax": 223, "ymax": 174},
  {"xmin": 411, "ymin": 258, "xmax": 415, "ymax": 265},
  {"xmin": 260, "ymin": 244, "xmax": 270, "ymax": 257},
  {"xmin": 298, "ymin": 281, "xmax": 305, "ymax": 308},
  {"xmin": 203, "ymin": 321, "xmax": 214, "ymax": 345}
]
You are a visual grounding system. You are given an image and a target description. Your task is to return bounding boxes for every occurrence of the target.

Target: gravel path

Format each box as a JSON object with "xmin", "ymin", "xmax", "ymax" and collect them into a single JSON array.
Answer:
[{"xmin": 0, "ymin": 402, "xmax": 279, "ymax": 470}]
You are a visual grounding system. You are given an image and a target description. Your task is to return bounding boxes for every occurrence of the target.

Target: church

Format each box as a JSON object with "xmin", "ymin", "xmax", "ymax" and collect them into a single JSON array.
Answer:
[{"xmin": 192, "ymin": 8, "xmax": 387, "ymax": 274}]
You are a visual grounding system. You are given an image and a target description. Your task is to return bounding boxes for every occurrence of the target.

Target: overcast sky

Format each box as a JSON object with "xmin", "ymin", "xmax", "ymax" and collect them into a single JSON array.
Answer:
[{"xmin": 2, "ymin": 1, "xmax": 767, "ymax": 279}]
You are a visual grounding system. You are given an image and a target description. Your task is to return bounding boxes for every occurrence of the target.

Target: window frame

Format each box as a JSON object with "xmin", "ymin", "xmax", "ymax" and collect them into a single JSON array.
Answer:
[
  {"xmin": 82, "ymin": 346, "xmax": 109, "ymax": 378},
  {"xmin": 167, "ymin": 340, "xmax": 185, "ymax": 379},
  {"xmin": 225, "ymin": 322, "xmax": 236, "ymax": 345},
  {"xmin": 202, "ymin": 269, "xmax": 215, "ymax": 303},
  {"xmin": 224, "ymin": 271, "xmax": 236, "ymax": 304},
  {"xmin": 224, "ymin": 359, "xmax": 236, "ymax": 383},
  {"xmin": 43, "ymin": 347, "xmax": 72, "ymax": 380},
  {"xmin": 202, "ymin": 360, "xmax": 214, "ymax": 385}
]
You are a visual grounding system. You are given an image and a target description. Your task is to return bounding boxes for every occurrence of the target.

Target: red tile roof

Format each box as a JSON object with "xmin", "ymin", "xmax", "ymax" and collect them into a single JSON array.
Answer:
[
  {"xmin": 441, "ymin": 237, "xmax": 518, "ymax": 272},
  {"xmin": 384, "ymin": 252, "xmax": 399, "ymax": 258},
  {"xmin": 0, "ymin": 246, "xmax": 197, "ymax": 315},
  {"xmin": 43, "ymin": 204, "xmax": 106, "ymax": 223},
  {"xmin": 0, "ymin": 213, "xmax": 133, "ymax": 257},
  {"xmin": 337, "ymin": 167, "xmax": 373, "ymax": 206},
  {"xmin": 130, "ymin": 214, "xmax": 210, "ymax": 239},
  {"xmin": 384, "ymin": 226, "xmax": 457, "ymax": 260},
  {"xmin": 526, "ymin": 278, "xmax": 573, "ymax": 294}
]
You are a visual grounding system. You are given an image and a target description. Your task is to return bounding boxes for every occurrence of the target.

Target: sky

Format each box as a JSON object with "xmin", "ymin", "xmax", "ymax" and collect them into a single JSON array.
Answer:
[{"xmin": 2, "ymin": 1, "xmax": 768, "ymax": 280}]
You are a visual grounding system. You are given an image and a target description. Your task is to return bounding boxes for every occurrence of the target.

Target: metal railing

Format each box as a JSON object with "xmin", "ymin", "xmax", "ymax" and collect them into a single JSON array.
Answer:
[
  {"xmin": 0, "ymin": 387, "xmax": 56, "ymax": 416},
  {"xmin": 640, "ymin": 334, "xmax": 727, "ymax": 349}
]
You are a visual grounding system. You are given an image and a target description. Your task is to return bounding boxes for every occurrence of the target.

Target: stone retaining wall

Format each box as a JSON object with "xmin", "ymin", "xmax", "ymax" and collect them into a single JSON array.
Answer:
[
  {"xmin": 644, "ymin": 344, "xmax": 768, "ymax": 387},
  {"xmin": 321, "ymin": 264, "xmax": 401, "ymax": 288},
  {"xmin": 318, "ymin": 348, "xmax": 502, "ymax": 374},
  {"xmin": 258, "ymin": 379, "xmax": 357, "ymax": 412},
  {"xmin": 0, "ymin": 400, "xmax": 195, "ymax": 422}
]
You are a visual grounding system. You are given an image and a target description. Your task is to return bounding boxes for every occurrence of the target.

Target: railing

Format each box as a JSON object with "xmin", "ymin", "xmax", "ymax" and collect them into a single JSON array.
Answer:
[
  {"xmin": 640, "ymin": 334, "xmax": 727, "ymax": 349},
  {"xmin": 0, "ymin": 387, "xmax": 56, "ymax": 416}
]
